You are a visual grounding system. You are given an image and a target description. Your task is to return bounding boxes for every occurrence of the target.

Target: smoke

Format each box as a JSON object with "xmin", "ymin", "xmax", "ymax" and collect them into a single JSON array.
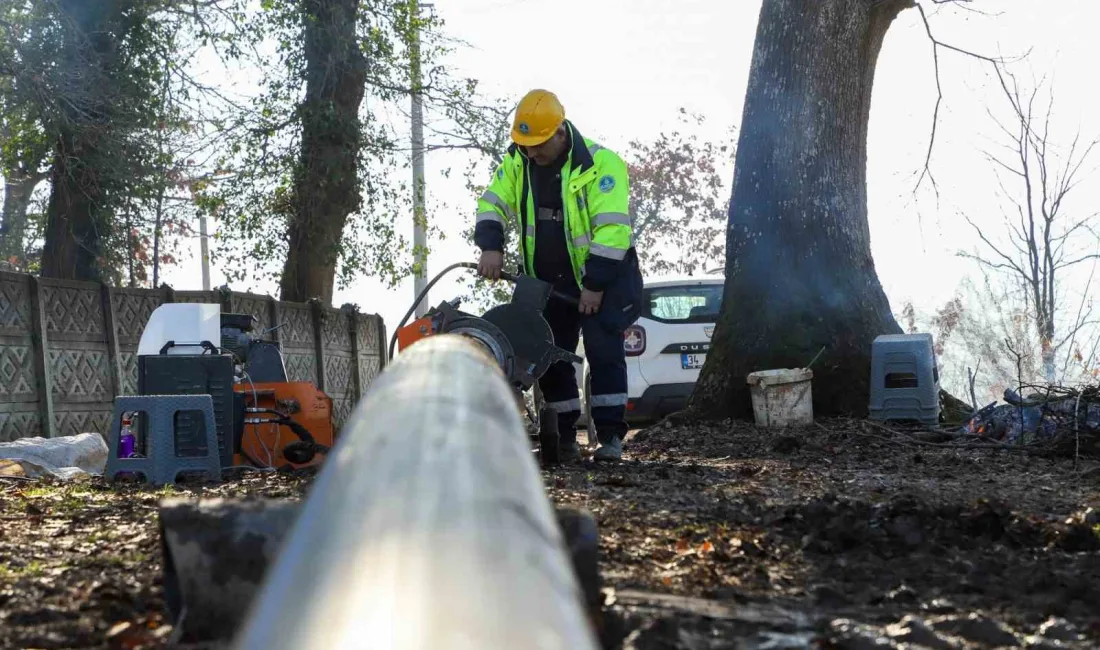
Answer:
[{"xmin": 723, "ymin": 4, "xmax": 889, "ymax": 333}]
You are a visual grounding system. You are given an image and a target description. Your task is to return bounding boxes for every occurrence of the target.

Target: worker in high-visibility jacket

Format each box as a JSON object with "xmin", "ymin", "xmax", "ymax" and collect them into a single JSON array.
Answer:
[{"xmin": 474, "ymin": 89, "xmax": 643, "ymax": 462}]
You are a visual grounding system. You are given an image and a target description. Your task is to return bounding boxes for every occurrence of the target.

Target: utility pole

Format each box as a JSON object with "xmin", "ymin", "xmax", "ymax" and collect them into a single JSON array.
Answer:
[
  {"xmin": 410, "ymin": 0, "xmax": 433, "ymax": 317},
  {"xmin": 199, "ymin": 213, "xmax": 211, "ymax": 291}
]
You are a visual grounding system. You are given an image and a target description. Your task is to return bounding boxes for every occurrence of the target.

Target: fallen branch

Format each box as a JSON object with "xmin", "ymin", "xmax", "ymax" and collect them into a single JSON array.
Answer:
[
  {"xmin": 815, "ymin": 419, "xmax": 1041, "ymax": 453},
  {"xmin": 860, "ymin": 419, "xmax": 1030, "ymax": 451}
]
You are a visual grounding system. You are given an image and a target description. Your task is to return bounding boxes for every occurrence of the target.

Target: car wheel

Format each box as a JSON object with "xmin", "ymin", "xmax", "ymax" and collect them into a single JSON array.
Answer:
[{"xmin": 583, "ymin": 371, "xmax": 595, "ymax": 448}]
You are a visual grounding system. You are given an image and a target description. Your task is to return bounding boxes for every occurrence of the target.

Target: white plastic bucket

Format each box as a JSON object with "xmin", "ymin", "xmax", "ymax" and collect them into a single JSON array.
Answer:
[{"xmin": 746, "ymin": 368, "xmax": 814, "ymax": 427}]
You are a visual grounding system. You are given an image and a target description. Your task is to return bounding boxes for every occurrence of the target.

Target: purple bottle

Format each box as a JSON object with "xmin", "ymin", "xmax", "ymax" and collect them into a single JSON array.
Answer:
[
  {"xmin": 115, "ymin": 414, "xmax": 137, "ymax": 481},
  {"xmin": 118, "ymin": 415, "xmax": 135, "ymax": 458}
]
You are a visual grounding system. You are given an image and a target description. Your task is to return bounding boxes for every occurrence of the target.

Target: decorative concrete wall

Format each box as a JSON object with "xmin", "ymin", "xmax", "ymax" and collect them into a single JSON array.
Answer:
[{"xmin": 0, "ymin": 272, "xmax": 387, "ymax": 442}]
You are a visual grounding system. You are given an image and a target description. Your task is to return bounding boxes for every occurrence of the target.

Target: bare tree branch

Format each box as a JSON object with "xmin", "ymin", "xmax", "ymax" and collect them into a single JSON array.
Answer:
[
  {"xmin": 912, "ymin": 1, "xmax": 1030, "ymax": 196},
  {"xmin": 962, "ymin": 57, "xmax": 1100, "ymax": 384},
  {"xmin": 1055, "ymin": 252, "xmax": 1100, "ymax": 269},
  {"xmin": 961, "ymin": 213, "xmax": 1031, "ymax": 279}
]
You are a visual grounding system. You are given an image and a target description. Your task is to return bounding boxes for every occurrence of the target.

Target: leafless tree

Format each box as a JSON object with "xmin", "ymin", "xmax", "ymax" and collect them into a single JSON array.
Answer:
[{"xmin": 959, "ymin": 65, "xmax": 1099, "ymax": 384}]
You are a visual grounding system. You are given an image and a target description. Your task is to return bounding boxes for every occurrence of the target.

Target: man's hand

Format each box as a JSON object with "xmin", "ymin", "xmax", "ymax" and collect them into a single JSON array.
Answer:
[
  {"xmin": 579, "ymin": 288, "xmax": 603, "ymax": 315},
  {"xmin": 478, "ymin": 250, "xmax": 504, "ymax": 280}
]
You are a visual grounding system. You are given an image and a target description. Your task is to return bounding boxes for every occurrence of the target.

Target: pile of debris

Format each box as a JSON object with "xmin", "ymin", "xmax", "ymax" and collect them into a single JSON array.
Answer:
[{"xmin": 963, "ymin": 385, "xmax": 1100, "ymax": 454}]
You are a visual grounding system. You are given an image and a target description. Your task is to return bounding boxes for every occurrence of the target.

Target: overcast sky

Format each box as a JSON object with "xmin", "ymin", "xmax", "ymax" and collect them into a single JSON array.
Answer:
[{"xmin": 161, "ymin": 0, "xmax": 1100, "ymax": 360}]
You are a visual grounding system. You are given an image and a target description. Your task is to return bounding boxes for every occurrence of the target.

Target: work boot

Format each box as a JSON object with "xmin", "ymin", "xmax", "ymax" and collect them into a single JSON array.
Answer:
[
  {"xmin": 559, "ymin": 439, "xmax": 581, "ymax": 463},
  {"xmin": 593, "ymin": 436, "xmax": 622, "ymax": 462}
]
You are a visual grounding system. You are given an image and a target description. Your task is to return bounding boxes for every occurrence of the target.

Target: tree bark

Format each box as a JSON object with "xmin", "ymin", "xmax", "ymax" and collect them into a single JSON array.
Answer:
[
  {"xmin": 0, "ymin": 171, "xmax": 45, "ymax": 268},
  {"xmin": 690, "ymin": 0, "xmax": 912, "ymax": 420},
  {"xmin": 40, "ymin": 0, "xmax": 120, "ymax": 283},
  {"xmin": 158, "ymin": 498, "xmax": 302, "ymax": 642},
  {"xmin": 40, "ymin": 133, "xmax": 109, "ymax": 281},
  {"xmin": 278, "ymin": 0, "xmax": 367, "ymax": 305}
]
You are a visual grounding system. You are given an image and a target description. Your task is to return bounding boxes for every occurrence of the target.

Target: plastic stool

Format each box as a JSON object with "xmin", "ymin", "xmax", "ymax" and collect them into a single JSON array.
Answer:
[
  {"xmin": 868, "ymin": 333, "xmax": 940, "ymax": 425},
  {"xmin": 104, "ymin": 394, "xmax": 222, "ymax": 485}
]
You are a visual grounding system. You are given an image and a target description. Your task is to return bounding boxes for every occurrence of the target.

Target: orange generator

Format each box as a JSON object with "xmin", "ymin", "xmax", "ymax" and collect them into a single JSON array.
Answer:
[
  {"xmin": 233, "ymin": 381, "xmax": 335, "ymax": 469},
  {"xmin": 216, "ymin": 312, "xmax": 334, "ymax": 470}
]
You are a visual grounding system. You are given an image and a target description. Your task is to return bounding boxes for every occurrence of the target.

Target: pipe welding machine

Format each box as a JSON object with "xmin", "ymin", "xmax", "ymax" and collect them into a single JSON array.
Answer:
[
  {"xmin": 135, "ymin": 303, "xmax": 333, "ymax": 474},
  {"xmin": 390, "ymin": 262, "xmax": 583, "ymax": 464}
]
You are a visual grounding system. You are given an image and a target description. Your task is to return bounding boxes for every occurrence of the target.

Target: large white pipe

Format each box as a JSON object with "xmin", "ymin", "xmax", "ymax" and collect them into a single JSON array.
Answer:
[{"xmin": 232, "ymin": 334, "xmax": 599, "ymax": 650}]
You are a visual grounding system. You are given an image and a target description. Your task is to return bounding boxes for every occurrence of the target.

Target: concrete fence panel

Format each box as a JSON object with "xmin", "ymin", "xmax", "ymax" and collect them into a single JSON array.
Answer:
[{"xmin": 0, "ymin": 271, "xmax": 387, "ymax": 442}]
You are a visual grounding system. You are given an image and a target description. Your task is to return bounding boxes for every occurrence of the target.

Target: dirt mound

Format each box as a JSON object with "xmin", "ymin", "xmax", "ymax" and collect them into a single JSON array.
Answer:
[{"xmin": 779, "ymin": 493, "xmax": 1100, "ymax": 554}]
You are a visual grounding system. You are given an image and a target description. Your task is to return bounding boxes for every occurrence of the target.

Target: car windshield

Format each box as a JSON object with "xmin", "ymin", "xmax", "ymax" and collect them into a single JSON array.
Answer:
[{"xmin": 643, "ymin": 284, "xmax": 724, "ymax": 323}]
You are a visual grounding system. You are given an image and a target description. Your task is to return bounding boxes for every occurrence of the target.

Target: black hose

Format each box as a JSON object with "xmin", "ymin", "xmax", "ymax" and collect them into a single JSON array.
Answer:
[
  {"xmin": 387, "ymin": 262, "xmax": 480, "ymax": 360},
  {"xmin": 385, "ymin": 261, "xmax": 582, "ymax": 360},
  {"xmin": 246, "ymin": 411, "xmax": 329, "ymax": 465}
]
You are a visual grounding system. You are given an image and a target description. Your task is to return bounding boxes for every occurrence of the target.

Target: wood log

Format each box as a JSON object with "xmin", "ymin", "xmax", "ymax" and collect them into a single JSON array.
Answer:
[
  {"xmin": 158, "ymin": 497, "xmax": 300, "ymax": 642},
  {"xmin": 232, "ymin": 334, "xmax": 600, "ymax": 650},
  {"xmin": 157, "ymin": 500, "xmax": 605, "ymax": 644}
]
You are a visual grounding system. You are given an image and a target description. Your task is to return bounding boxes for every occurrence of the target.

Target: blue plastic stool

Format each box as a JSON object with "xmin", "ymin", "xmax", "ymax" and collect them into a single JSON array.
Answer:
[
  {"xmin": 868, "ymin": 333, "xmax": 941, "ymax": 425},
  {"xmin": 104, "ymin": 394, "xmax": 222, "ymax": 486}
]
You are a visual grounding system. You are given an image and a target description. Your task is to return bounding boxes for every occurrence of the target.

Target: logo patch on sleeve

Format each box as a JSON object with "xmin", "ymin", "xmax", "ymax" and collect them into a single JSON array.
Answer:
[
  {"xmin": 497, "ymin": 168, "xmax": 504, "ymax": 179},
  {"xmin": 598, "ymin": 175, "xmax": 616, "ymax": 193}
]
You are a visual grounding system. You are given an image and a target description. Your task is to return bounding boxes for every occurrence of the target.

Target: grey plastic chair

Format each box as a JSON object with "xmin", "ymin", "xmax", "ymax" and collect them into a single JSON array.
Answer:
[
  {"xmin": 104, "ymin": 394, "xmax": 222, "ymax": 486},
  {"xmin": 868, "ymin": 333, "xmax": 941, "ymax": 425}
]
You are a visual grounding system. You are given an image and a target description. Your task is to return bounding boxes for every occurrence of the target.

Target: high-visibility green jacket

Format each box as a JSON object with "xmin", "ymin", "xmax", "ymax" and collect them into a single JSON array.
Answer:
[{"xmin": 474, "ymin": 120, "xmax": 634, "ymax": 292}]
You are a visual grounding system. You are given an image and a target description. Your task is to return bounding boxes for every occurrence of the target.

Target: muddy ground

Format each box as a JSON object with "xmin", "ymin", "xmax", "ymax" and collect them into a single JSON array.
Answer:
[{"xmin": 1, "ymin": 418, "xmax": 1098, "ymax": 649}]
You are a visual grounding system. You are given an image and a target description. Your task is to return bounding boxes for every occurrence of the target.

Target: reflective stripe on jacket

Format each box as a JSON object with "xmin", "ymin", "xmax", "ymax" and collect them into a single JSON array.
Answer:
[{"xmin": 473, "ymin": 120, "xmax": 633, "ymax": 292}]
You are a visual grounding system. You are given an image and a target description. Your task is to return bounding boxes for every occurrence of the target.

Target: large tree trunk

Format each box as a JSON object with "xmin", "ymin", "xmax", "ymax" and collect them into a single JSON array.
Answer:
[
  {"xmin": 689, "ymin": 0, "xmax": 911, "ymax": 420},
  {"xmin": 40, "ymin": 0, "xmax": 119, "ymax": 283},
  {"xmin": 0, "ymin": 170, "xmax": 45, "ymax": 268},
  {"xmin": 41, "ymin": 131, "xmax": 109, "ymax": 281},
  {"xmin": 279, "ymin": 0, "xmax": 367, "ymax": 305}
]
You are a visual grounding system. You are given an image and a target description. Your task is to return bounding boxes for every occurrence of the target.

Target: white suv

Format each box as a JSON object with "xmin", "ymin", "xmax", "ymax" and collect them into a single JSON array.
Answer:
[{"xmin": 575, "ymin": 275, "xmax": 724, "ymax": 428}]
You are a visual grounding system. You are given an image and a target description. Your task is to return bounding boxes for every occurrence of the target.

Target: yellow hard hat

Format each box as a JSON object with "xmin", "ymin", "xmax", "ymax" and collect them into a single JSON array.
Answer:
[{"xmin": 511, "ymin": 89, "xmax": 565, "ymax": 146}]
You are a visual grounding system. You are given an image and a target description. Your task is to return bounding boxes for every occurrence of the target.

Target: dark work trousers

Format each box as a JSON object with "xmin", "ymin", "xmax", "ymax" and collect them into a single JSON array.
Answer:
[{"xmin": 537, "ymin": 255, "xmax": 643, "ymax": 446}]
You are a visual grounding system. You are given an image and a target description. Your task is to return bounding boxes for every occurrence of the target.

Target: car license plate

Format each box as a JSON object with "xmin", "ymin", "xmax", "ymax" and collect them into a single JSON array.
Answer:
[{"xmin": 681, "ymin": 353, "xmax": 705, "ymax": 369}]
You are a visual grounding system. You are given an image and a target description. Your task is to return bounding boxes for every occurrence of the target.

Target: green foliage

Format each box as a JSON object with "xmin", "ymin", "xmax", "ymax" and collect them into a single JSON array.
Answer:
[
  {"xmin": 0, "ymin": 2, "xmax": 56, "ymax": 268},
  {"xmin": 0, "ymin": 0, "xmax": 225, "ymax": 283},
  {"xmin": 0, "ymin": 68, "xmax": 50, "ymax": 185},
  {"xmin": 190, "ymin": 1, "xmax": 432, "ymax": 291},
  {"xmin": 41, "ymin": 0, "xmax": 172, "ymax": 276},
  {"xmin": 3, "ymin": 0, "xmax": 525, "ymax": 292},
  {"xmin": 0, "ymin": 0, "xmax": 262, "ymax": 284}
]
